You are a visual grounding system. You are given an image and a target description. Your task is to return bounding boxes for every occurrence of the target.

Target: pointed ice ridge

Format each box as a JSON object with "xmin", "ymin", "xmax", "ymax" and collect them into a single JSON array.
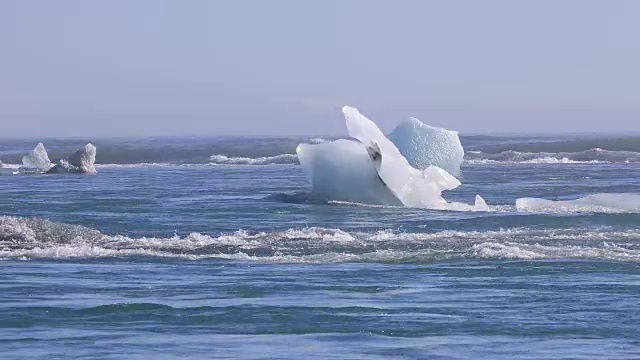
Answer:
[
  {"xmin": 21, "ymin": 143, "xmax": 53, "ymax": 172},
  {"xmin": 48, "ymin": 143, "xmax": 97, "ymax": 174}
]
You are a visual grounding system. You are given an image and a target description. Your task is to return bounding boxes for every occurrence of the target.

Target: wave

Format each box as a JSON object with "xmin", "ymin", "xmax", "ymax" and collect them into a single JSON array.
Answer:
[
  {"xmin": 265, "ymin": 191, "xmax": 331, "ymax": 204},
  {"xmin": 465, "ymin": 158, "xmax": 595, "ymax": 164},
  {"xmin": 477, "ymin": 136, "xmax": 640, "ymax": 153},
  {"xmin": 3, "ymin": 136, "xmax": 640, "ymax": 167},
  {"xmin": 6, "ymin": 162, "xmax": 290, "ymax": 170},
  {"xmin": 95, "ymin": 163, "xmax": 176, "ymax": 168},
  {"xmin": 209, "ymin": 154, "xmax": 299, "ymax": 165},
  {"xmin": 464, "ymin": 148, "xmax": 640, "ymax": 164},
  {"xmin": 2, "ymin": 215, "xmax": 640, "ymax": 262},
  {"xmin": 0, "ymin": 137, "xmax": 310, "ymax": 165},
  {"xmin": 5, "ymin": 149, "xmax": 638, "ymax": 170},
  {"xmin": 0, "ymin": 163, "xmax": 22, "ymax": 170},
  {"xmin": 210, "ymin": 147, "xmax": 640, "ymax": 166},
  {"xmin": 6, "ymin": 163, "xmax": 213, "ymax": 170}
]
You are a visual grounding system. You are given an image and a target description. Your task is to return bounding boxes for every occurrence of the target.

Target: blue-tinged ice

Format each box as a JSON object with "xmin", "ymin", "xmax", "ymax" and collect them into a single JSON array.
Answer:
[
  {"xmin": 389, "ymin": 117, "xmax": 464, "ymax": 176},
  {"xmin": 296, "ymin": 106, "xmax": 488, "ymax": 211}
]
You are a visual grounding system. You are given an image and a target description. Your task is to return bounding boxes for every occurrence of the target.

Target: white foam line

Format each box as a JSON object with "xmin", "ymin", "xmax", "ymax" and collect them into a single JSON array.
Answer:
[
  {"xmin": 209, "ymin": 154, "xmax": 299, "ymax": 165},
  {"xmin": 2, "ymin": 215, "xmax": 640, "ymax": 262}
]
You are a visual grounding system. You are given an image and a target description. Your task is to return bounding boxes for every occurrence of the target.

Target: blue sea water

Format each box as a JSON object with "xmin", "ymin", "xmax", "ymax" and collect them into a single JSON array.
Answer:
[{"xmin": 1, "ymin": 135, "xmax": 640, "ymax": 359}]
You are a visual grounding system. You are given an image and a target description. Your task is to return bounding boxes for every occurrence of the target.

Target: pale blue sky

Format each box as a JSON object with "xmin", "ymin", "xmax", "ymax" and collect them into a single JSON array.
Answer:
[{"xmin": 1, "ymin": 0, "xmax": 639, "ymax": 137}]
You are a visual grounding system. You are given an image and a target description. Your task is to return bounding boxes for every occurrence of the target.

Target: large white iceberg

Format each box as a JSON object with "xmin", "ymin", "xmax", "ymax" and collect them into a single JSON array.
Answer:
[
  {"xmin": 516, "ymin": 193, "xmax": 640, "ymax": 213},
  {"xmin": 21, "ymin": 143, "xmax": 53, "ymax": 172},
  {"xmin": 48, "ymin": 143, "xmax": 97, "ymax": 174},
  {"xmin": 296, "ymin": 106, "xmax": 488, "ymax": 211},
  {"xmin": 297, "ymin": 139, "xmax": 403, "ymax": 205},
  {"xmin": 389, "ymin": 118, "xmax": 464, "ymax": 176}
]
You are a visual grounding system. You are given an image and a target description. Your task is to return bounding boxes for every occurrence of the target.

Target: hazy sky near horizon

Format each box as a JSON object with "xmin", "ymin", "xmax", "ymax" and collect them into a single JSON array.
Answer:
[{"xmin": 1, "ymin": 0, "xmax": 639, "ymax": 137}]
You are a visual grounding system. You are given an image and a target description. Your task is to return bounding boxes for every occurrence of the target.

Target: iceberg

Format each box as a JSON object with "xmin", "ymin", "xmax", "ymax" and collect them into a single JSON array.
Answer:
[
  {"xmin": 21, "ymin": 143, "xmax": 53, "ymax": 172},
  {"xmin": 516, "ymin": 193, "xmax": 640, "ymax": 213},
  {"xmin": 297, "ymin": 139, "xmax": 402, "ymax": 205},
  {"xmin": 47, "ymin": 143, "xmax": 97, "ymax": 174},
  {"xmin": 389, "ymin": 117, "xmax": 464, "ymax": 176},
  {"xmin": 18, "ymin": 142, "xmax": 97, "ymax": 174},
  {"xmin": 296, "ymin": 106, "xmax": 488, "ymax": 211}
]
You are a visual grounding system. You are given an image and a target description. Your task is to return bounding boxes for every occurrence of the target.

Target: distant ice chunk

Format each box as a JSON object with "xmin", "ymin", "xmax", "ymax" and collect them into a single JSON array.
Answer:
[
  {"xmin": 21, "ymin": 143, "xmax": 53, "ymax": 172},
  {"xmin": 516, "ymin": 193, "xmax": 640, "ymax": 213},
  {"xmin": 389, "ymin": 117, "xmax": 464, "ymax": 176},
  {"xmin": 48, "ymin": 143, "xmax": 97, "ymax": 174},
  {"xmin": 296, "ymin": 106, "xmax": 487, "ymax": 211}
]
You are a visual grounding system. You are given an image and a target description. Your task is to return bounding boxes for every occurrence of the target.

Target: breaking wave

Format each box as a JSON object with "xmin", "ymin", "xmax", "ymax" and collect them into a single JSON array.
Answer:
[
  {"xmin": 478, "ymin": 136, "xmax": 640, "ymax": 153},
  {"xmin": 0, "ymin": 163, "xmax": 22, "ymax": 170},
  {"xmin": 2, "ymin": 215, "xmax": 640, "ymax": 262},
  {"xmin": 6, "ymin": 148, "xmax": 639, "ymax": 170},
  {"xmin": 206, "ymin": 147, "xmax": 640, "ymax": 167},
  {"xmin": 2, "ymin": 137, "xmax": 640, "ymax": 173},
  {"xmin": 209, "ymin": 154, "xmax": 299, "ymax": 165},
  {"xmin": 464, "ymin": 148, "xmax": 640, "ymax": 164},
  {"xmin": 2, "ymin": 136, "xmax": 639, "ymax": 167}
]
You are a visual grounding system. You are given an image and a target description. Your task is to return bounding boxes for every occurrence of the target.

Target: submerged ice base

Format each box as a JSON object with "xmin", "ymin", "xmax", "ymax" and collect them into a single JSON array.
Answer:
[{"xmin": 297, "ymin": 106, "xmax": 488, "ymax": 211}]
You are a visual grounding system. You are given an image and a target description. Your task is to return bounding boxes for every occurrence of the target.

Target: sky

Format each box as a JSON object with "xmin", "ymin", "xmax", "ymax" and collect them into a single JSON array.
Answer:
[{"xmin": 1, "ymin": 0, "xmax": 639, "ymax": 137}]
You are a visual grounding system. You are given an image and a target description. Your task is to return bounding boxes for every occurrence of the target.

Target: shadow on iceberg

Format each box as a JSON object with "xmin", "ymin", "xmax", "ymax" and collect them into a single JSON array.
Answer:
[
  {"xmin": 296, "ymin": 106, "xmax": 488, "ymax": 211},
  {"xmin": 19, "ymin": 143, "xmax": 97, "ymax": 174}
]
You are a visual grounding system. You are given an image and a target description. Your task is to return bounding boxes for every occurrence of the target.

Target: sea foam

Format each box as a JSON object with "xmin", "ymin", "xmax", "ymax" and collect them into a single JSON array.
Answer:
[{"xmin": 2, "ymin": 215, "xmax": 640, "ymax": 262}]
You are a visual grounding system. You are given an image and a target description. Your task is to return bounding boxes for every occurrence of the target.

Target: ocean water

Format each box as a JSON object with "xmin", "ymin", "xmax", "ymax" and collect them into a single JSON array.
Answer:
[{"xmin": 1, "ymin": 135, "xmax": 640, "ymax": 359}]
